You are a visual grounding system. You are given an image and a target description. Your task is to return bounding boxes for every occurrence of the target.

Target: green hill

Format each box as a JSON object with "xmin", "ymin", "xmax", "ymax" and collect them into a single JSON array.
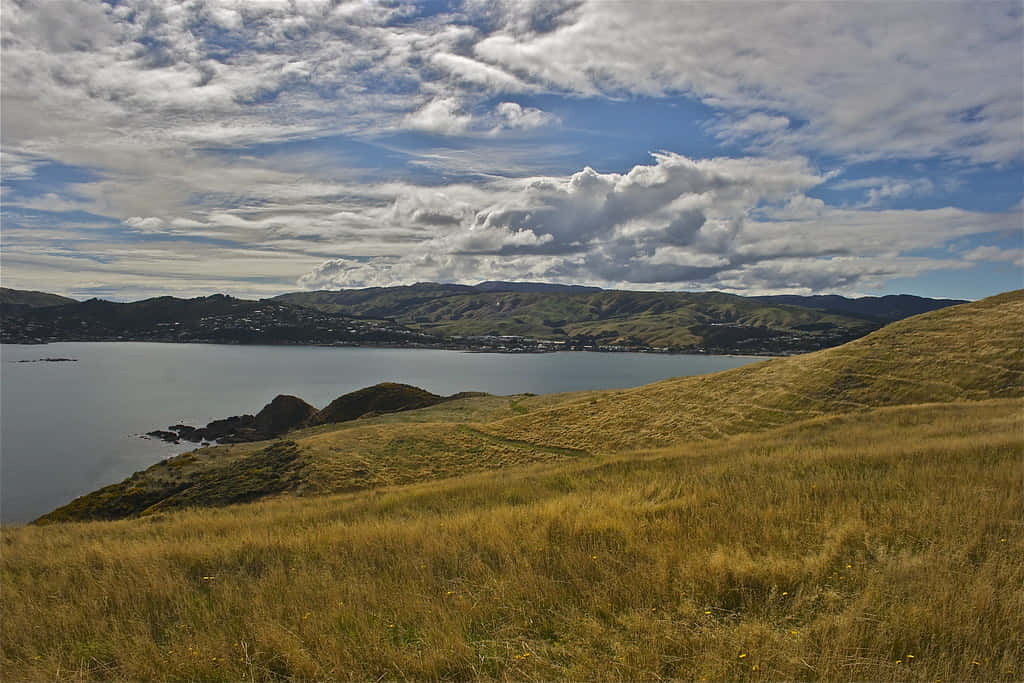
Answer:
[
  {"xmin": 274, "ymin": 286, "xmax": 886, "ymax": 351},
  {"xmin": 0, "ymin": 293, "xmax": 437, "ymax": 345}
]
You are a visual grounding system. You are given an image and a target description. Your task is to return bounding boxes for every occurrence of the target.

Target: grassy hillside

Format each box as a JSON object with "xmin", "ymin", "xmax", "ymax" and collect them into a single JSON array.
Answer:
[
  {"xmin": 482, "ymin": 290, "xmax": 1023, "ymax": 452},
  {"xmin": 3, "ymin": 399, "xmax": 1021, "ymax": 681},
  {"xmin": 275, "ymin": 287, "xmax": 881, "ymax": 350},
  {"xmin": 38, "ymin": 291, "xmax": 1024, "ymax": 523}
]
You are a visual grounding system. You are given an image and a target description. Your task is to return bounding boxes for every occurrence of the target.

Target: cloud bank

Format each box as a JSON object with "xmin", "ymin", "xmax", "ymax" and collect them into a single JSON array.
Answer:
[{"xmin": 1, "ymin": 1, "xmax": 1020, "ymax": 299}]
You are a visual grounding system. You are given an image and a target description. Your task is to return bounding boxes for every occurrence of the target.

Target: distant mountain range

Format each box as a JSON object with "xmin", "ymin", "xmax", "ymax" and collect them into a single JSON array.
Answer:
[
  {"xmin": 0, "ymin": 284, "xmax": 968, "ymax": 354},
  {"xmin": 751, "ymin": 293, "xmax": 968, "ymax": 322}
]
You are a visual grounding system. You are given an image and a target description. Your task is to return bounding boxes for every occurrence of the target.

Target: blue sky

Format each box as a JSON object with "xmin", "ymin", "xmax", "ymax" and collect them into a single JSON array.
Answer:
[{"xmin": 1, "ymin": 0, "xmax": 1021, "ymax": 301}]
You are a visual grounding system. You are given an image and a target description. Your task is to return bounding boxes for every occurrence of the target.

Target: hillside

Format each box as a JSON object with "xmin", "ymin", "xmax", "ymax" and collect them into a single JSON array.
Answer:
[
  {"xmin": 274, "ymin": 286, "xmax": 886, "ymax": 352},
  {"xmin": 4, "ymin": 398, "xmax": 1021, "ymax": 681},
  {"xmin": 753, "ymin": 293, "xmax": 967, "ymax": 322},
  {"xmin": 39, "ymin": 290, "xmax": 1024, "ymax": 524},
  {"xmin": 0, "ymin": 287, "xmax": 77, "ymax": 316},
  {"xmin": 480, "ymin": 290, "xmax": 1024, "ymax": 452},
  {"xmin": 0, "ymin": 294, "xmax": 439, "ymax": 346}
]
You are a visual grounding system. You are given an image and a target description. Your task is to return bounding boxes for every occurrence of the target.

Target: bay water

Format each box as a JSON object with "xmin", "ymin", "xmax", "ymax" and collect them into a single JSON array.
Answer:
[{"xmin": 0, "ymin": 342, "xmax": 763, "ymax": 523}]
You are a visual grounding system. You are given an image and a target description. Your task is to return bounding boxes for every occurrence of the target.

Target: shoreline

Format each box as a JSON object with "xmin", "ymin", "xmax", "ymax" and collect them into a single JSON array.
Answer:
[{"xmin": 0, "ymin": 338, "xmax": 795, "ymax": 358}]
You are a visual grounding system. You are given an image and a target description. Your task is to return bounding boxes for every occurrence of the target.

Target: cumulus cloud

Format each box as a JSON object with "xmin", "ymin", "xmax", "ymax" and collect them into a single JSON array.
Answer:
[
  {"xmin": 493, "ymin": 102, "xmax": 558, "ymax": 131},
  {"xmin": 404, "ymin": 98, "xmax": 474, "ymax": 135},
  {"xmin": 291, "ymin": 153, "xmax": 1019, "ymax": 293}
]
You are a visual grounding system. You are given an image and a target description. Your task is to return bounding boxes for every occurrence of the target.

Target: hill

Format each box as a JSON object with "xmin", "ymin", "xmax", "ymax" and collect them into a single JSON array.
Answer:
[
  {"xmin": 480, "ymin": 290, "xmax": 1023, "ymax": 452},
  {"xmin": 39, "ymin": 290, "xmax": 1023, "ymax": 524},
  {"xmin": 753, "ymin": 293, "xmax": 967, "ymax": 322},
  {"xmin": 274, "ymin": 287, "xmax": 887, "ymax": 352},
  {"xmin": 0, "ymin": 293, "xmax": 439, "ymax": 346},
  {"xmin": 0, "ymin": 287, "xmax": 77, "ymax": 316},
  {"xmin": 145, "ymin": 383, "xmax": 474, "ymax": 446}
]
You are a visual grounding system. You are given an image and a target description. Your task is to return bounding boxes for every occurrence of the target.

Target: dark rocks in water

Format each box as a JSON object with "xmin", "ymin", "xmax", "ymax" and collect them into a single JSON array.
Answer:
[
  {"xmin": 200, "ymin": 414, "xmax": 257, "ymax": 443},
  {"xmin": 169, "ymin": 424, "xmax": 204, "ymax": 442},
  {"xmin": 313, "ymin": 382, "xmax": 446, "ymax": 425},
  {"xmin": 146, "ymin": 430, "xmax": 180, "ymax": 443},
  {"xmin": 151, "ymin": 395, "xmax": 318, "ymax": 445},
  {"xmin": 147, "ymin": 384, "xmax": 477, "ymax": 446}
]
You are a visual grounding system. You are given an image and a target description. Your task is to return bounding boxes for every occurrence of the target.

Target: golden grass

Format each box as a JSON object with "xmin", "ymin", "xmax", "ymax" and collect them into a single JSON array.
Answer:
[
  {"xmin": 482, "ymin": 291, "xmax": 1024, "ymax": 452},
  {"xmin": 4, "ymin": 399, "xmax": 1022, "ymax": 682}
]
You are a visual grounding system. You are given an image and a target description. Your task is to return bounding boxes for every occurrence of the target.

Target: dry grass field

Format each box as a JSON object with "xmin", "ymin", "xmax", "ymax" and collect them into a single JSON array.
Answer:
[
  {"xmin": 3, "ymin": 400, "xmax": 1021, "ymax": 681},
  {"xmin": 3, "ymin": 292, "xmax": 1022, "ymax": 681}
]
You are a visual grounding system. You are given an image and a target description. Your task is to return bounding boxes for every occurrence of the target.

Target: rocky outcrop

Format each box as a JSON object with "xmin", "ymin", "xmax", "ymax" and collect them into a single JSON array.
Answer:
[
  {"xmin": 147, "ymin": 384, "xmax": 471, "ymax": 445},
  {"xmin": 148, "ymin": 395, "xmax": 318, "ymax": 444},
  {"xmin": 312, "ymin": 383, "xmax": 447, "ymax": 425}
]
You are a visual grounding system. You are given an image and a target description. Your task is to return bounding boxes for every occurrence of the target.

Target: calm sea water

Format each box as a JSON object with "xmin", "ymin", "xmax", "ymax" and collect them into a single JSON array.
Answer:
[{"xmin": 0, "ymin": 342, "xmax": 763, "ymax": 523}]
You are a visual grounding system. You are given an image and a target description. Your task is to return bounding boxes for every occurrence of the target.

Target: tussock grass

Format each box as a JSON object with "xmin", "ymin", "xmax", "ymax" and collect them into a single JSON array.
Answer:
[{"xmin": 4, "ymin": 399, "xmax": 1021, "ymax": 681}]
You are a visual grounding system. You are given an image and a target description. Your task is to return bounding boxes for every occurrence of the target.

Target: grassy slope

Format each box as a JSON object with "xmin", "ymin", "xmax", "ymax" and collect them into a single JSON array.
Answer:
[
  {"xmin": 2, "ymin": 399, "xmax": 1021, "ymax": 682},
  {"xmin": 483, "ymin": 290, "xmax": 1024, "ymax": 452}
]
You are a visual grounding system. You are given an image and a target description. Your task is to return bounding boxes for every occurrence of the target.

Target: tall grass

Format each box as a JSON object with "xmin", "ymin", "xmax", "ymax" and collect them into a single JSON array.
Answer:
[{"xmin": 4, "ymin": 399, "xmax": 1021, "ymax": 681}]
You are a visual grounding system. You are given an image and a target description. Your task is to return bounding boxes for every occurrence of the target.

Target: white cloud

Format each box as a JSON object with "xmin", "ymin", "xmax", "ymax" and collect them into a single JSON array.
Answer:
[
  {"xmin": 493, "ymin": 102, "xmax": 557, "ymax": 131},
  {"xmin": 291, "ymin": 153, "xmax": 1019, "ymax": 293},
  {"xmin": 1, "ymin": 1, "xmax": 1020, "ymax": 298},
  {"xmin": 962, "ymin": 246, "xmax": 1024, "ymax": 267},
  {"xmin": 404, "ymin": 98, "xmax": 474, "ymax": 135},
  {"xmin": 1, "ymin": 150, "xmax": 46, "ymax": 181},
  {"xmin": 474, "ymin": 2, "xmax": 1023, "ymax": 163},
  {"xmin": 831, "ymin": 176, "xmax": 937, "ymax": 206}
]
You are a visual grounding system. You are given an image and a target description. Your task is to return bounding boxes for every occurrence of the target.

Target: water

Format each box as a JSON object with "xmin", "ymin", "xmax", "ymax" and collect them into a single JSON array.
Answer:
[{"xmin": 0, "ymin": 342, "xmax": 763, "ymax": 523}]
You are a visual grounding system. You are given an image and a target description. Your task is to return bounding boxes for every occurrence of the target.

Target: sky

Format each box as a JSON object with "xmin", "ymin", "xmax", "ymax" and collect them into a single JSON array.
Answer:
[{"xmin": 1, "ymin": 0, "xmax": 1022, "ymax": 302}]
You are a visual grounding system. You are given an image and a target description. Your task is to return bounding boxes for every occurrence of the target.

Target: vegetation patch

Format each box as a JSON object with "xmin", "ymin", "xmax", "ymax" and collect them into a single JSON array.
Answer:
[{"xmin": 37, "ymin": 441, "xmax": 302, "ymax": 523}]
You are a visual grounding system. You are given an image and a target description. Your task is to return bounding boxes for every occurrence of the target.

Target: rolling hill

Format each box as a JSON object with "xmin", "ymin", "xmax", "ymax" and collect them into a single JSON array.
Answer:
[{"xmin": 274, "ymin": 285, "xmax": 962, "ymax": 351}]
